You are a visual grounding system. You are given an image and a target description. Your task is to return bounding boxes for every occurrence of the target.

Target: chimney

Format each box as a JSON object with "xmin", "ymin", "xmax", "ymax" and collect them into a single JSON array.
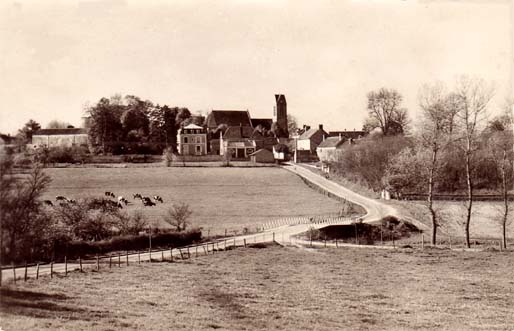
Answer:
[{"xmin": 319, "ymin": 124, "xmax": 323, "ymax": 131}]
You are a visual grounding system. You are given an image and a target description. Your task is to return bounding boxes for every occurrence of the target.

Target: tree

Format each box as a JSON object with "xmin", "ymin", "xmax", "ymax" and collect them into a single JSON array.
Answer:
[
  {"xmin": 287, "ymin": 114, "xmax": 299, "ymax": 137},
  {"xmin": 175, "ymin": 108, "xmax": 192, "ymax": 129},
  {"xmin": 454, "ymin": 76, "xmax": 494, "ymax": 248},
  {"xmin": 86, "ymin": 97, "xmax": 123, "ymax": 153},
  {"xmin": 417, "ymin": 82, "xmax": 458, "ymax": 244},
  {"xmin": 46, "ymin": 120, "xmax": 73, "ymax": 129},
  {"xmin": 163, "ymin": 202, "xmax": 193, "ymax": 232},
  {"xmin": 365, "ymin": 88, "xmax": 409, "ymax": 136},
  {"xmin": 0, "ymin": 160, "xmax": 53, "ymax": 262},
  {"xmin": 17, "ymin": 119, "xmax": 41, "ymax": 144},
  {"xmin": 487, "ymin": 107, "xmax": 513, "ymax": 248},
  {"xmin": 148, "ymin": 105, "xmax": 178, "ymax": 149}
]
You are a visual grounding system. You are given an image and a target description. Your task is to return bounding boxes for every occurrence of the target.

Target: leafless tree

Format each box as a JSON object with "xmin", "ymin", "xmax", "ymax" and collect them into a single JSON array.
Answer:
[
  {"xmin": 417, "ymin": 82, "xmax": 459, "ymax": 245},
  {"xmin": 163, "ymin": 202, "xmax": 193, "ymax": 232},
  {"xmin": 454, "ymin": 76, "xmax": 494, "ymax": 248},
  {"xmin": 488, "ymin": 104, "xmax": 513, "ymax": 248},
  {"xmin": 365, "ymin": 88, "xmax": 409, "ymax": 136}
]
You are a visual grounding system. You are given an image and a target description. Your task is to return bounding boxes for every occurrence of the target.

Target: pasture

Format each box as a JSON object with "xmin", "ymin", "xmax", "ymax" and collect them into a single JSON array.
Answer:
[
  {"xmin": 1, "ymin": 245, "xmax": 513, "ymax": 330},
  {"xmin": 40, "ymin": 167, "xmax": 345, "ymax": 234}
]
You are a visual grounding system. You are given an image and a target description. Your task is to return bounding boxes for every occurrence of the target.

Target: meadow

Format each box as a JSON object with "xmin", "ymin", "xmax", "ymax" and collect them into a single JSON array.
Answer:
[
  {"xmin": 40, "ymin": 167, "xmax": 345, "ymax": 234},
  {"xmin": 1, "ymin": 245, "xmax": 513, "ymax": 330}
]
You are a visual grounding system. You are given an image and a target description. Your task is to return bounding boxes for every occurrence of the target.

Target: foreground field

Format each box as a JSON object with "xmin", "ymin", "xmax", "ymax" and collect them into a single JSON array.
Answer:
[
  {"xmin": 41, "ymin": 167, "xmax": 344, "ymax": 234},
  {"xmin": 1, "ymin": 246, "xmax": 513, "ymax": 330}
]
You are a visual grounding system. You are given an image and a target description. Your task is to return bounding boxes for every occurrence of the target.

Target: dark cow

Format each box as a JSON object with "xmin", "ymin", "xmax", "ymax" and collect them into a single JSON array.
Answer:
[
  {"xmin": 133, "ymin": 193, "xmax": 142, "ymax": 200},
  {"xmin": 154, "ymin": 195, "xmax": 163, "ymax": 203},
  {"xmin": 105, "ymin": 191, "xmax": 115, "ymax": 198},
  {"xmin": 43, "ymin": 200, "xmax": 53, "ymax": 206},
  {"xmin": 56, "ymin": 196, "xmax": 66, "ymax": 201},
  {"xmin": 142, "ymin": 197, "xmax": 156, "ymax": 206}
]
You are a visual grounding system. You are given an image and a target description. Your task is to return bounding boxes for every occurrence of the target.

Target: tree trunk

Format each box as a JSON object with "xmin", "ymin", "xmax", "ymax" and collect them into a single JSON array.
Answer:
[
  {"xmin": 501, "ymin": 150, "xmax": 508, "ymax": 249},
  {"xmin": 464, "ymin": 149, "xmax": 473, "ymax": 248},
  {"xmin": 428, "ymin": 148, "xmax": 438, "ymax": 245}
]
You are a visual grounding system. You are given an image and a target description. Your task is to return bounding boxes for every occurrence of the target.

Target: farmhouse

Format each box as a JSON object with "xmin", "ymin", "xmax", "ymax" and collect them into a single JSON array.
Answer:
[
  {"xmin": 31, "ymin": 128, "xmax": 88, "ymax": 148},
  {"xmin": 297, "ymin": 124, "xmax": 328, "ymax": 153},
  {"xmin": 316, "ymin": 136, "xmax": 346, "ymax": 162},
  {"xmin": 177, "ymin": 124, "xmax": 207, "ymax": 155}
]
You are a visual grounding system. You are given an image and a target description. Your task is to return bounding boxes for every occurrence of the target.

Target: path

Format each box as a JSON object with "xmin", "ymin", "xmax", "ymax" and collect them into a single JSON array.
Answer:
[{"xmin": 1, "ymin": 163, "xmax": 409, "ymax": 283}]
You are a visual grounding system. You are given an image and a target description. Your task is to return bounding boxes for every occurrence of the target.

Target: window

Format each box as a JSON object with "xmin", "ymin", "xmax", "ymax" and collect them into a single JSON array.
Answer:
[
  {"xmin": 196, "ymin": 145, "xmax": 201, "ymax": 155},
  {"xmin": 184, "ymin": 137, "xmax": 188, "ymax": 143},
  {"xmin": 196, "ymin": 136, "xmax": 202, "ymax": 144}
]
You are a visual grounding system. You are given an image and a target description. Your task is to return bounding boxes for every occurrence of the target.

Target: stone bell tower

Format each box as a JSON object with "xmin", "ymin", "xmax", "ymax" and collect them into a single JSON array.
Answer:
[{"xmin": 273, "ymin": 94, "xmax": 288, "ymax": 137}]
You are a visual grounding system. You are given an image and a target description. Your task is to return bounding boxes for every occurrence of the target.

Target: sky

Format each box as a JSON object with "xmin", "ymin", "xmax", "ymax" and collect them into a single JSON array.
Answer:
[{"xmin": 0, "ymin": 0, "xmax": 512, "ymax": 135}]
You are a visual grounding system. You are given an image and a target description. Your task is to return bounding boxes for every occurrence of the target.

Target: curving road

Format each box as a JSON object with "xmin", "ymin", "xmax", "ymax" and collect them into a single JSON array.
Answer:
[{"xmin": 1, "ymin": 164, "xmax": 415, "ymax": 283}]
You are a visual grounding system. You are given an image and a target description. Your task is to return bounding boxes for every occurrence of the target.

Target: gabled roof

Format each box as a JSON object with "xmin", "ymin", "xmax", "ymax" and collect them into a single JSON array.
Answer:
[
  {"xmin": 328, "ymin": 131, "xmax": 366, "ymax": 140},
  {"xmin": 223, "ymin": 126, "xmax": 254, "ymax": 139},
  {"xmin": 299, "ymin": 127, "xmax": 327, "ymax": 140},
  {"xmin": 251, "ymin": 118, "xmax": 272, "ymax": 130},
  {"xmin": 206, "ymin": 110, "xmax": 252, "ymax": 128},
  {"xmin": 317, "ymin": 137, "xmax": 345, "ymax": 148},
  {"xmin": 33, "ymin": 128, "xmax": 87, "ymax": 136}
]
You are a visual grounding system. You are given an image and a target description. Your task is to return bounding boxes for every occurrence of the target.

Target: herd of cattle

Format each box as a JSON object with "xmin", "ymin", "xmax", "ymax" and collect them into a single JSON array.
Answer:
[{"xmin": 42, "ymin": 192, "xmax": 165, "ymax": 209}]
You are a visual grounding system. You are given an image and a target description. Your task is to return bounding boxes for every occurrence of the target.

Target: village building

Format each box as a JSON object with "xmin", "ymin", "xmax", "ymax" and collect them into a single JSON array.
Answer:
[
  {"xmin": 31, "ymin": 128, "xmax": 88, "ymax": 148},
  {"xmin": 316, "ymin": 136, "xmax": 346, "ymax": 162},
  {"xmin": 296, "ymin": 124, "xmax": 328, "ymax": 153},
  {"xmin": 177, "ymin": 123, "xmax": 207, "ymax": 155},
  {"xmin": 220, "ymin": 125, "xmax": 256, "ymax": 159},
  {"xmin": 249, "ymin": 148, "xmax": 275, "ymax": 163},
  {"xmin": 328, "ymin": 130, "xmax": 366, "ymax": 140}
]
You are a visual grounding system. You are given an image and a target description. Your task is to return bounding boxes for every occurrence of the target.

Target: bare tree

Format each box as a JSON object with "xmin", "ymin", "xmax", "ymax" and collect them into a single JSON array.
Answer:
[
  {"xmin": 163, "ymin": 202, "xmax": 193, "ymax": 232},
  {"xmin": 488, "ymin": 105, "xmax": 513, "ymax": 248},
  {"xmin": 417, "ymin": 82, "xmax": 457, "ymax": 245},
  {"xmin": 454, "ymin": 76, "xmax": 494, "ymax": 248},
  {"xmin": 365, "ymin": 88, "xmax": 409, "ymax": 136}
]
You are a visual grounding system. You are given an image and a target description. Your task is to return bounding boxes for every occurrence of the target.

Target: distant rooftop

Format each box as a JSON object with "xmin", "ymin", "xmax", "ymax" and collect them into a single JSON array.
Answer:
[{"xmin": 33, "ymin": 128, "xmax": 87, "ymax": 136}]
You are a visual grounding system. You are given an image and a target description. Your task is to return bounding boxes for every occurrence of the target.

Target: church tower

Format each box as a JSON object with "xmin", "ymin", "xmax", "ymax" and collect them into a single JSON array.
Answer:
[{"xmin": 273, "ymin": 94, "xmax": 288, "ymax": 137}]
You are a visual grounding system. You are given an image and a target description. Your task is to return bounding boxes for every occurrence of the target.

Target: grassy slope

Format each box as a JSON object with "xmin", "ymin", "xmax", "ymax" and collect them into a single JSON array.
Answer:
[
  {"xmin": 1, "ymin": 246, "xmax": 513, "ymax": 331},
  {"xmin": 40, "ymin": 167, "xmax": 344, "ymax": 234}
]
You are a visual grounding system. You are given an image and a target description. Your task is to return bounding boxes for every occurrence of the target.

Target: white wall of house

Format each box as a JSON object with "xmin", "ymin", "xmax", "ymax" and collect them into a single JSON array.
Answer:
[
  {"xmin": 32, "ymin": 134, "xmax": 88, "ymax": 148},
  {"xmin": 297, "ymin": 139, "xmax": 311, "ymax": 151}
]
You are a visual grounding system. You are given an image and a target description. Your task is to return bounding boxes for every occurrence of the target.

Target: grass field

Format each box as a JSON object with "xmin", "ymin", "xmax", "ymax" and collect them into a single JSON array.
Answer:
[
  {"xmin": 40, "ymin": 167, "xmax": 345, "ymax": 234},
  {"xmin": 1, "ymin": 245, "xmax": 513, "ymax": 330}
]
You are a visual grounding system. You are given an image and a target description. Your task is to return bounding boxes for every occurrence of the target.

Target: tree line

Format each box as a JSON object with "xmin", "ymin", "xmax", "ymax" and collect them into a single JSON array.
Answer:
[{"xmin": 330, "ymin": 76, "xmax": 513, "ymax": 248}]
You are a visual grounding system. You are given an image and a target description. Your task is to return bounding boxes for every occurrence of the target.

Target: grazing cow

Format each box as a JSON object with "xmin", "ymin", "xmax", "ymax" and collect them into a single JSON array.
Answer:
[
  {"xmin": 142, "ymin": 197, "xmax": 155, "ymax": 206},
  {"xmin": 133, "ymin": 193, "xmax": 142, "ymax": 200},
  {"xmin": 43, "ymin": 200, "xmax": 53, "ymax": 206},
  {"xmin": 68, "ymin": 199, "xmax": 77, "ymax": 204},
  {"xmin": 153, "ymin": 195, "xmax": 163, "ymax": 203},
  {"xmin": 117, "ymin": 202, "xmax": 124, "ymax": 209},
  {"xmin": 118, "ymin": 196, "xmax": 129, "ymax": 205},
  {"xmin": 105, "ymin": 191, "xmax": 115, "ymax": 198},
  {"xmin": 56, "ymin": 196, "xmax": 66, "ymax": 201}
]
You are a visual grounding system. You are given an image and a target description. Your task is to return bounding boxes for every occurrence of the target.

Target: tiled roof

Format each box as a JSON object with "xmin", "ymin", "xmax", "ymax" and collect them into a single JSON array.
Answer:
[
  {"xmin": 182, "ymin": 123, "xmax": 204, "ymax": 130},
  {"xmin": 249, "ymin": 148, "xmax": 273, "ymax": 157},
  {"xmin": 33, "ymin": 128, "xmax": 87, "ymax": 135},
  {"xmin": 251, "ymin": 118, "xmax": 273, "ymax": 130},
  {"xmin": 299, "ymin": 127, "xmax": 327, "ymax": 140},
  {"xmin": 317, "ymin": 137, "xmax": 345, "ymax": 148},
  {"xmin": 223, "ymin": 126, "xmax": 254, "ymax": 139},
  {"xmin": 206, "ymin": 110, "xmax": 252, "ymax": 128}
]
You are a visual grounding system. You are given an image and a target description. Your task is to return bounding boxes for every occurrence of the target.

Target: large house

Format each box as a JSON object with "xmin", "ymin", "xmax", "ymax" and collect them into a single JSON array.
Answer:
[
  {"xmin": 177, "ymin": 123, "xmax": 207, "ymax": 155},
  {"xmin": 31, "ymin": 128, "xmax": 88, "ymax": 148}
]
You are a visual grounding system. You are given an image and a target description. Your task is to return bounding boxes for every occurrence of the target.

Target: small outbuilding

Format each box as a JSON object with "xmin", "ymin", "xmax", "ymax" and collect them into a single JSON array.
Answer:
[{"xmin": 249, "ymin": 148, "xmax": 275, "ymax": 163}]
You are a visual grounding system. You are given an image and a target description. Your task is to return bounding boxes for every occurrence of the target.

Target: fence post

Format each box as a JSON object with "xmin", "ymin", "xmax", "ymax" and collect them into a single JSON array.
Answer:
[
  {"xmin": 161, "ymin": 250, "xmax": 164, "ymax": 261},
  {"xmin": 187, "ymin": 247, "xmax": 191, "ymax": 258},
  {"xmin": 324, "ymin": 236, "xmax": 327, "ymax": 248},
  {"xmin": 96, "ymin": 254, "xmax": 99, "ymax": 271},
  {"xmin": 50, "ymin": 262, "xmax": 53, "ymax": 279},
  {"xmin": 138, "ymin": 251, "xmax": 141, "ymax": 264},
  {"xmin": 79, "ymin": 257, "xmax": 83, "ymax": 272},
  {"xmin": 310, "ymin": 230, "xmax": 312, "ymax": 247},
  {"xmin": 109, "ymin": 255, "xmax": 112, "ymax": 268},
  {"xmin": 380, "ymin": 224, "xmax": 383, "ymax": 245},
  {"xmin": 354, "ymin": 223, "xmax": 359, "ymax": 245},
  {"xmin": 179, "ymin": 249, "xmax": 184, "ymax": 260},
  {"xmin": 170, "ymin": 248, "xmax": 173, "ymax": 262},
  {"xmin": 244, "ymin": 239, "xmax": 247, "ymax": 248},
  {"xmin": 126, "ymin": 252, "xmax": 129, "ymax": 266},
  {"xmin": 149, "ymin": 230, "xmax": 152, "ymax": 262},
  {"xmin": 118, "ymin": 253, "xmax": 121, "ymax": 268},
  {"xmin": 421, "ymin": 234, "xmax": 424, "ymax": 250},
  {"xmin": 65, "ymin": 256, "xmax": 67, "ymax": 276},
  {"xmin": 24, "ymin": 262, "xmax": 28, "ymax": 282},
  {"xmin": 35, "ymin": 263, "xmax": 40, "ymax": 280},
  {"xmin": 203, "ymin": 245, "xmax": 208, "ymax": 255},
  {"xmin": 195, "ymin": 246, "xmax": 198, "ymax": 258},
  {"xmin": 13, "ymin": 263, "xmax": 16, "ymax": 284},
  {"xmin": 392, "ymin": 233, "xmax": 395, "ymax": 249}
]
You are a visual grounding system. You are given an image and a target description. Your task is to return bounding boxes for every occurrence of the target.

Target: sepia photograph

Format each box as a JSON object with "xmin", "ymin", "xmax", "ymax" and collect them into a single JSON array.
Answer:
[{"xmin": 0, "ymin": 0, "xmax": 513, "ymax": 330}]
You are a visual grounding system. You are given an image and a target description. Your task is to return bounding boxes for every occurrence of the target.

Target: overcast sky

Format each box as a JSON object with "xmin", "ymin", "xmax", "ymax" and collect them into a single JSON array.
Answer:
[{"xmin": 0, "ymin": 0, "xmax": 512, "ymax": 135}]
